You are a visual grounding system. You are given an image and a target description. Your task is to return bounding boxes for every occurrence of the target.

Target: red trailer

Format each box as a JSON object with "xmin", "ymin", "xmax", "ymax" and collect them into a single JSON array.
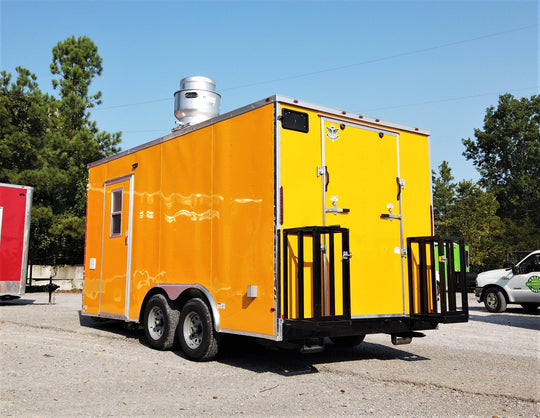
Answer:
[{"xmin": 0, "ymin": 183, "xmax": 33, "ymax": 300}]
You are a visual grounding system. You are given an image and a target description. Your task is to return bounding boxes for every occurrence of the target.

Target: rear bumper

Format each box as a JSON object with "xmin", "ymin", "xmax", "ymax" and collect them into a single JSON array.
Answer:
[{"xmin": 282, "ymin": 313, "xmax": 468, "ymax": 342}]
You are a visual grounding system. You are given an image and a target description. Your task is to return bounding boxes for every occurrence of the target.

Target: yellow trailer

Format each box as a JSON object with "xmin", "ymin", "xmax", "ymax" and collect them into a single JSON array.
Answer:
[{"xmin": 82, "ymin": 87, "xmax": 468, "ymax": 361}]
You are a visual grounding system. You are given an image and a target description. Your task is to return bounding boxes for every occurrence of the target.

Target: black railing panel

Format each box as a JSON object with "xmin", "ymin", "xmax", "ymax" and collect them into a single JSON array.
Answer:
[
  {"xmin": 407, "ymin": 236, "xmax": 468, "ymax": 322},
  {"xmin": 282, "ymin": 226, "xmax": 351, "ymax": 321}
]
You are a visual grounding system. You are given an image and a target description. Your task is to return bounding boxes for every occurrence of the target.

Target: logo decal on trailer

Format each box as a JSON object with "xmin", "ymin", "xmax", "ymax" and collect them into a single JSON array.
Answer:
[
  {"xmin": 526, "ymin": 276, "xmax": 540, "ymax": 293},
  {"xmin": 326, "ymin": 125, "xmax": 340, "ymax": 142}
]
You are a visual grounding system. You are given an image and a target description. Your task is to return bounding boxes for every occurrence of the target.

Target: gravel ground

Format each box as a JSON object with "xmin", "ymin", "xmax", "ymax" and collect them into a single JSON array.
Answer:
[{"xmin": 0, "ymin": 292, "xmax": 538, "ymax": 417}]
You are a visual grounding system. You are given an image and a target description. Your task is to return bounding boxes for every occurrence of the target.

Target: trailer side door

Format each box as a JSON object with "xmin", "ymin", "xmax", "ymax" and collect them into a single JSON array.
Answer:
[{"xmin": 99, "ymin": 174, "xmax": 134, "ymax": 318}]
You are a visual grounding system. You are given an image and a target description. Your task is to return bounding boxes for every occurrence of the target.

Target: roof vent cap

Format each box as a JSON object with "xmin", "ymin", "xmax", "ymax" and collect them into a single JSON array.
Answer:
[{"xmin": 174, "ymin": 76, "xmax": 221, "ymax": 128}]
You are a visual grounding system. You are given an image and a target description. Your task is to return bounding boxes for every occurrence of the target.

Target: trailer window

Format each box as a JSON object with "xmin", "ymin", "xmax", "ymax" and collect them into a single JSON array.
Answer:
[{"xmin": 110, "ymin": 188, "xmax": 123, "ymax": 237}]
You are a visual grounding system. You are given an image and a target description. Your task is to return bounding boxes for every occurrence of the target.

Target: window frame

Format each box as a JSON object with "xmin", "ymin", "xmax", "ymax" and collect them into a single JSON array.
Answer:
[{"xmin": 110, "ymin": 187, "xmax": 123, "ymax": 238}]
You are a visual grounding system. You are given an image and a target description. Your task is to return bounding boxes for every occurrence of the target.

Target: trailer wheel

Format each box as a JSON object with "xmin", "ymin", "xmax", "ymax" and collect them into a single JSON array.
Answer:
[
  {"xmin": 144, "ymin": 294, "xmax": 179, "ymax": 350},
  {"xmin": 330, "ymin": 335, "xmax": 365, "ymax": 347},
  {"xmin": 483, "ymin": 288, "xmax": 507, "ymax": 313},
  {"xmin": 178, "ymin": 298, "xmax": 219, "ymax": 361}
]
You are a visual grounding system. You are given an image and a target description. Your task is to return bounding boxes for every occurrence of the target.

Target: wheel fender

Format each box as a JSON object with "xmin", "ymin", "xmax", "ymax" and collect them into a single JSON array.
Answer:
[{"xmin": 149, "ymin": 284, "xmax": 220, "ymax": 332}]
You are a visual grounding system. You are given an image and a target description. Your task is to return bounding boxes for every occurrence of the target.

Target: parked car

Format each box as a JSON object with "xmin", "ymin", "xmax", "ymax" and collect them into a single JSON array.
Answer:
[{"xmin": 475, "ymin": 250, "xmax": 540, "ymax": 313}]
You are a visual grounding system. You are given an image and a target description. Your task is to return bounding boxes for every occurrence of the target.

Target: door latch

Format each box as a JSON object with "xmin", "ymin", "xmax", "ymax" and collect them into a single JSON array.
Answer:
[
  {"xmin": 325, "ymin": 196, "xmax": 350, "ymax": 215},
  {"xmin": 380, "ymin": 203, "xmax": 402, "ymax": 221},
  {"xmin": 342, "ymin": 251, "xmax": 352, "ymax": 261}
]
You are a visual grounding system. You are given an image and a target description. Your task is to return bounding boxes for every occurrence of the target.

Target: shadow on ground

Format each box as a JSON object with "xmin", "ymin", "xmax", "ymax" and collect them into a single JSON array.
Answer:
[
  {"xmin": 202, "ymin": 335, "xmax": 428, "ymax": 376},
  {"xmin": 78, "ymin": 311, "xmax": 142, "ymax": 340},
  {"xmin": 78, "ymin": 311, "xmax": 430, "ymax": 374},
  {"xmin": 468, "ymin": 303, "xmax": 539, "ymax": 331},
  {"xmin": 0, "ymin": 297, "xmax": 52, "ymax": 306}
]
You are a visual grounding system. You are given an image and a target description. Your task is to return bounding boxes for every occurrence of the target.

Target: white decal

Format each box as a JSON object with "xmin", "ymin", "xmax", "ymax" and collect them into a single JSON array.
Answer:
[{"xmin": 326, "ymin": 125, "xmax": 340, "ymax": 141}]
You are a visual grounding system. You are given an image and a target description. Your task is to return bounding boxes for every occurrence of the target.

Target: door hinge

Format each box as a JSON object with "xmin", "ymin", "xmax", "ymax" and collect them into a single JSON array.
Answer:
[{"xmin": 342, "ymin": 251, "xmax": 352, "ymax": 261}]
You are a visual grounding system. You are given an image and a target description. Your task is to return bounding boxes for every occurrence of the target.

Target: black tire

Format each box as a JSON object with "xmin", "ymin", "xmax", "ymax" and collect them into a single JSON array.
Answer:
[
  {"xmin": 144, "ymin": 294, "xmax": 179, "ymax": 350},
  {"xmin": 330, "ymin": 335, "xmax": 365, "ymax": 347},
  {"xmin": 178, "ymin": 298, "xmax": 220, "ymax": 361},
  {"xmin": 483, "ymin": 288, "xmax": 507, "ymax": 313},
  {"xmin": 521, "ymin": 303, "xmax": 539, "ymax": 313}
]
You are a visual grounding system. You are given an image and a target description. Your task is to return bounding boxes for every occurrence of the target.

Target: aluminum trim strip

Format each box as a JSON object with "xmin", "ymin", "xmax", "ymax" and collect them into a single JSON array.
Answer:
[
  {"xmin": 0, "ymin": 183, "xmax": 34, "ymax": 191},
  {"xmin": 277, "ymin": 95, "xmax": 430, "ymax": 136},
  {"xmin": 20, "ymin": 186, "xmax": 33, "ymax": 295},
  {"xmin": 319, "ymin": 114, "xmax": 400, "ymax": 136},
  {"xmin": 124, "ymin": 175, "xmax": 134, "ymax": 318},
  {"xmin": 320, "ymin": 116, "xmax": 327, "ymax": 226},
  {"xmin": 99, "ymin": 173, "xmax": 134, "ymax": 316},
  {"xmin": 396, "ymin": 134, "xmax": 407, "ymax": 315},
  {"xmin": 0, "ymin": 183, "xmax": 33, "ymax": 295},
  {"xmin": 274, "ymin": 102, "xmax": 282, "ymax": 341},
  {"xmin": 153, "ymin": 283, "xmax": 221, "ymax": 332},
  {"xmin": 104, "ymin": 174, "xmax": 133, "ymax": 186},
  {"xmin": 218, "ymin": 328, "xmax": 280, "ymax": 341},
  {"xmin": 351, "ymin": 313, "xmax": 409, "ymax": 319},
  {"xmin": 88, "ymin": 95, "xmax": 429, "ymax": 169},
  {"xmin": 88, "ymin": 97, "xmax": 278, "ymax": 168},
  {"xmin": 98, "ymin": 182, "xmax": 106, "ymax": 314}
]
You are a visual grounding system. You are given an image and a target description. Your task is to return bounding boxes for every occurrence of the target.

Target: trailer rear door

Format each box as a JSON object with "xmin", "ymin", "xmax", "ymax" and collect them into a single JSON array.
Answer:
[{"xmin": 320, "ymin": 117, "xmax": 406, "ymax": 317}]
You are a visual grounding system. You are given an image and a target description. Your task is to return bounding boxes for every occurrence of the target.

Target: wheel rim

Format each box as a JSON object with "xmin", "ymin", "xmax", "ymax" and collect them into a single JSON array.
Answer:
[
  {"xmin": 486, "ymin": 292, "xmax": 498, "ymax": 310},
  {"xmin": 183, "ymin": 311, "xmax": 203, "ymax": 350},
  {"xmin": 148, "ymin": 306, "xmax": 164, "ymax": 340}
]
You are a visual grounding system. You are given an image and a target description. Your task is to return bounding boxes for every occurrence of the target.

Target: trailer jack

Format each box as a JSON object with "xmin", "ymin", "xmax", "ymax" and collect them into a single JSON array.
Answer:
[{"xmin": 391, "ymin": 332, "xmax": 425, "ymax": 346}]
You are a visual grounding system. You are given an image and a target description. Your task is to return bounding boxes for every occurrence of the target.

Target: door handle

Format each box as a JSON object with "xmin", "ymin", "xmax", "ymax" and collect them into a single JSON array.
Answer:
[
  {"xmin": 317, "ymin": 166, "xmax": 330, "ymax": 191},
  {"xmin": 396, "ymin": 177, "xmax": 405, "ymax": 200},
  {"xmin": 325, "ymin": 167, "xmax": 330, "ymax": 192}
]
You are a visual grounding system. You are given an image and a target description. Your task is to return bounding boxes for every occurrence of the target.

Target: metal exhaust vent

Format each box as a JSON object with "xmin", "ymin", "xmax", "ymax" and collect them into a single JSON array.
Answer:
[{"xmin": 173, "ymin": 76, "xmax": 221, "ymax": 128}]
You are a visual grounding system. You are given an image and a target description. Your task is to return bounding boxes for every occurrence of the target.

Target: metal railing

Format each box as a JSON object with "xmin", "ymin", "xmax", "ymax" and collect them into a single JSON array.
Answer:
[
  {"xmin": 282, "ymin": 225, "xmax": 351, "ymax": 320},
  {"xmin": 406, "ymin": 236, "xmax": 469, "ymax": 322}
]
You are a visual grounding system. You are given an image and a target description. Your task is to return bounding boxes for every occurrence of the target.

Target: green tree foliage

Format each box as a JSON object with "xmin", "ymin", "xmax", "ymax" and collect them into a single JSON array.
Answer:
[
  {"xmin": 433, "ymin": 94, "xmax": 539, "ymax": 270},
  {"xmin": 51, "ymin": 35, "xmax": 102, "ymax": 131},
  {"xmin": 462, "ymin": 94, "xmax": 540, "ymax": 245},
  {"xmin": 432, "ymin": 163, "xmax": 503, "ymax": 269},
  {"xmin": 431, "ymin": 161, "xmax": 455, "ymax": 236},
  {"xmin": 0, "ymin": 36, "xmax": 121, "ymax": 264}
]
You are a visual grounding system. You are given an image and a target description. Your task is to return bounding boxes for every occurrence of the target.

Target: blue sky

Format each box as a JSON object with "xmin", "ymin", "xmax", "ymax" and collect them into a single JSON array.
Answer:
[{"xmin": 1, "ymin": 0, "xmax": 538, "ymax": 182}]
